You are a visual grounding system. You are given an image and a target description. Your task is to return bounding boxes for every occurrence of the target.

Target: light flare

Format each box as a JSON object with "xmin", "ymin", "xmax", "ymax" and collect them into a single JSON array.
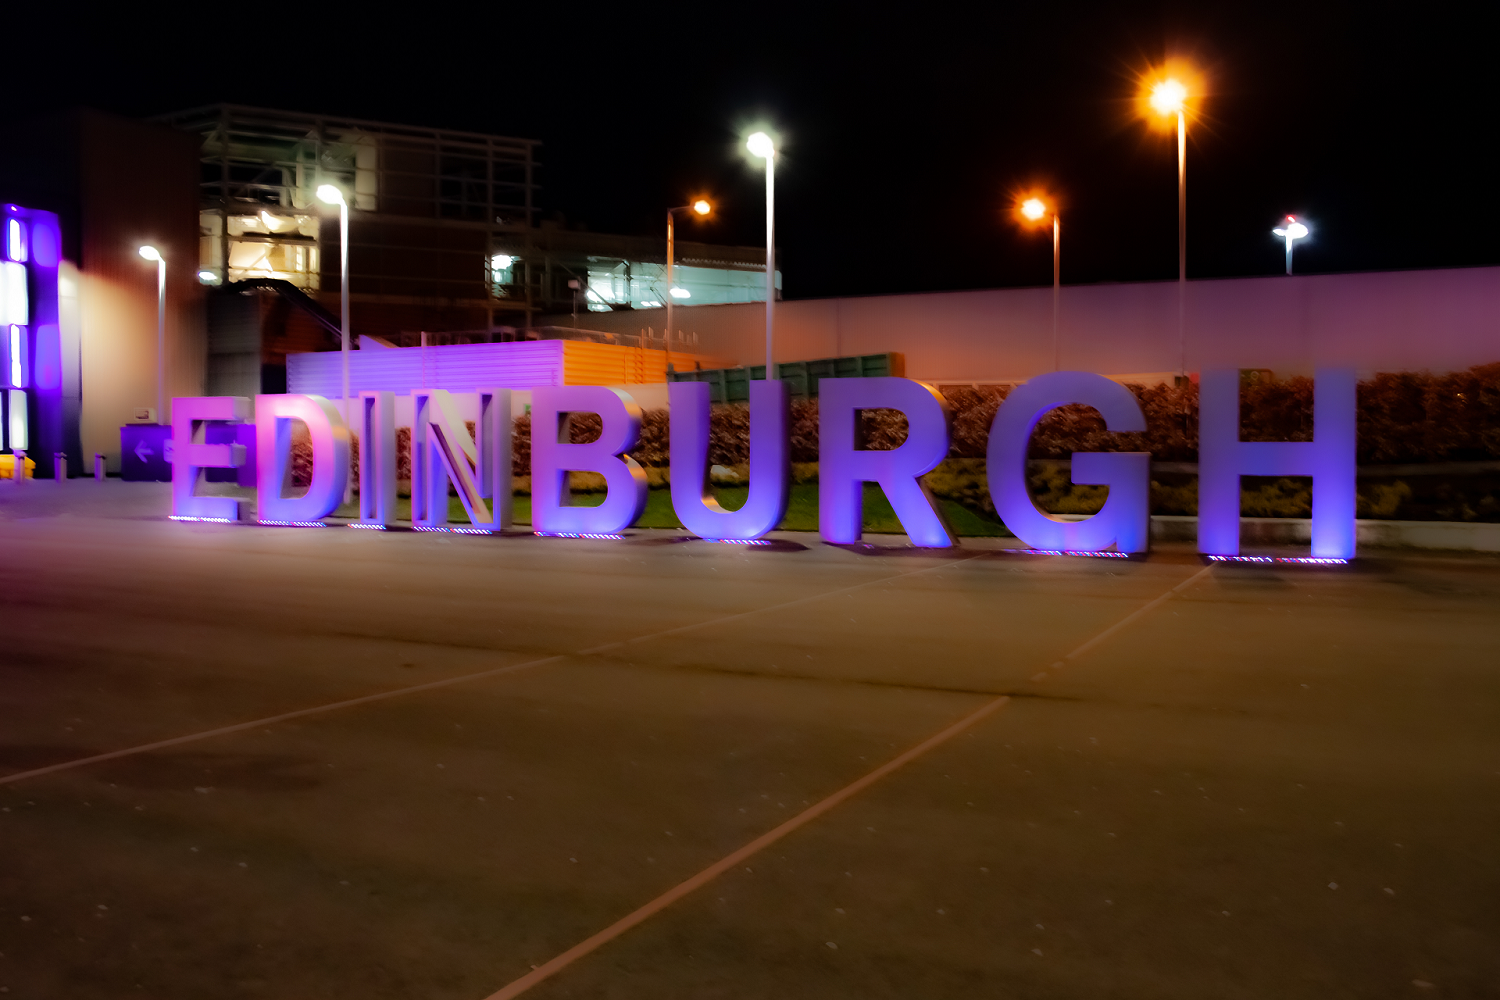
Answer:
[
  {"xmin": 1011, "ymin": 190, "xmax": 1057, "ymax": 229},
  {"xmin": 1135, "ymin": 59, "xmax": 1204, "ymax": 129},
  {"xmin": 1150, "ymin": 79, "xmax": 1188, "ymax": 115}
]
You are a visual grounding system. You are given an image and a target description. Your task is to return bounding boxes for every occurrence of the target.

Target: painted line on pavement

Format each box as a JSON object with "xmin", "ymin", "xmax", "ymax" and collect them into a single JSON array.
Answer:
[
  {"xmin": 479, "ymin": 561, "xmax": 1212, "ymax": 1000},
  {"xmin": 1031, "ymin": 563, "xmax": 1213, "ymax": 680},
  {"xmin": 0, "ymin": 553, "xmax": 987, "ymax": 787}
]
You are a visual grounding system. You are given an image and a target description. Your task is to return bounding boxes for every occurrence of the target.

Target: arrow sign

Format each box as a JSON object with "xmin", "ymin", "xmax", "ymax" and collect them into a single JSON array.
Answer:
[{"xmin": 134, "ymin": 440, "xmax": 153, "ymax": 463}]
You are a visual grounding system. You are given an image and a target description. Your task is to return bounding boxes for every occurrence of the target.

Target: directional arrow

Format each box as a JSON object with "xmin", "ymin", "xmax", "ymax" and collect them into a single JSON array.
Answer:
[{"xmin": 134, "ymin": 440, "xmax": 153, "ymax": 463}]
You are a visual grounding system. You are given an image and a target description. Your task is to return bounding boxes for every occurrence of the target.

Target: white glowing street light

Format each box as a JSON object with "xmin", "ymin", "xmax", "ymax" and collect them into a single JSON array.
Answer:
[
  {"xmin": 317, "ymin": 184, "xmax": 352, "ymax": 502},
  {"xmin": 138, "ymin": 245, "xmax": 165, "ymax": 423},
  {"xmin": 1272, "ymin": 216, "xmax": 1310, "ymax": 275},
  {"xmin": 665, "ymin": 198, "xmax": 711, "ymax": 369},
  {"xmin": 746, "ymin": 131, "xmax": 777, "ymax": 378}
]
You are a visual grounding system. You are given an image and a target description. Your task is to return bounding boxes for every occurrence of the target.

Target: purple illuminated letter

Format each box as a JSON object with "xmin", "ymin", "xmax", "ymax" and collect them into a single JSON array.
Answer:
[
  {"xmin": 357, "ymin": 391, "xmax": 397, "ymax": 526},
  {"xmin": 531, "ymin": 386, "xmax": 648, "ymax": 535},
  {"xmin": 988, "ymin": 372, "xmax": 1150, "ymax": 553},
  {"xmin": 476, "ymin": 388, "xmax": 514, "ymax": 531},
  {"xmin": 172, "ymin": 395, "xmax": 250, "ymax": 520},
  {"xmin": 669, "ymin": 380, "xmax": 789, "ymax": 540},
  {"xmin": 412, "ymin": 388, "xmax": 511, "ymax": 530},
  {"xmin": 255, "ymin": 394, "xmax": 350, "ymax": 523},
  {"xmin": 819, "ymin": 377, "xmax": 953, "ymax": 548},
  {"xmin": 1198, "ymin": 368, "xmax": 1356, "ymax": 558}
]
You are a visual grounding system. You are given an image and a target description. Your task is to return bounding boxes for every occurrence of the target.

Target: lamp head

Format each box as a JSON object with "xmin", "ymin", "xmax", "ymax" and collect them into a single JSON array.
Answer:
[
  {"xmin": 692, "ymin": 199, "xmax": 712, "ymax": 216},
  {"xmin": 1149, "ymin": 78, "xmax": 1188, "ymax": 115},
  {"xmin": 746, "ymin": 132, "xmax": 775, "ymax": 159},
  {"xmin": 1274, "ymin": 216, "xmax": 1310, "ymax": 240},
  {"xmin": 317, "ymin": 184, "xmax": 346, "ymax": 206},
  {"xmin": 1136, "ymin": 60, "xmax": 1202, "ymax": 128},
  {"xmin": 138, "ymin": 245, "xmax": 161, "ymax": 262},
  {"xmin": 1012, "ymin": 190, "xmax": 1057, "ymax": 229}
]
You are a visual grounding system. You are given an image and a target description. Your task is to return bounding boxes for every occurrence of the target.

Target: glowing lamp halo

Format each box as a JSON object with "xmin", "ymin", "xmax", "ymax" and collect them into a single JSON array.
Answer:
[
  {"xmin": 1135, "ymin": 59, "xmax": 1205, "ymax": 130},
  {"xmin": 1274, "ymin": 216, "xmax": 1310, "ymax": 241},
  {"xmin": 1011, "ymin": 189, "xmax": 1058, "ymax": 230}
]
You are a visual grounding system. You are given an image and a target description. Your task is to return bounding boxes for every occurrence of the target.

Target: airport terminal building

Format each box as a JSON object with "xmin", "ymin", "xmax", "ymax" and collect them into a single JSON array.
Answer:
[{"xmin": 0, "ymin": 104, "xmax": 1497, "ymax": 477}]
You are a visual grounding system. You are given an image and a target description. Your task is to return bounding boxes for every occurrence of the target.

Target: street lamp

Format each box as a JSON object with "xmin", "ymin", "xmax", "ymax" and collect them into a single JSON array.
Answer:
[
  {"xmin": 746, "ymin": 131, "xmax": 777, "ymax": 378},
  {"xmin": 317, "ymin": 184, "xmax": 352, "ymax": 503},
  {"xmin": 1272, "ymin": 216, "xmax": 1310, "ymax": 275},
  {"xmin": 666, "ymin": 198, "xmax": 712, "ymax": 369},
  {"xmin": 1139, "ymin": 65, "xmax": 1198, "ymax": 377},
  {"xmin": 137, "ymin": 245, "xmax": 165, "ymax": 423},
  {"xmin": 1016, "ymin": 194, "xmax": 1061, "ymax": 370}
]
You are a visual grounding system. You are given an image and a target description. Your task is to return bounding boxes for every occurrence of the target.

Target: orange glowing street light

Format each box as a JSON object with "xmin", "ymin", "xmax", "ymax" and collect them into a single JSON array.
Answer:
[
  {"xmin": 1014, "ymin": 192, "xmax": 1062, "ymax": 370},
  {"xmin": 666, "ymin": 198, "xmax": 713, "ymax": 364},
  {"xmin": 1137, "ymin": 61, "xmax": 1202, "ymax": 376}
]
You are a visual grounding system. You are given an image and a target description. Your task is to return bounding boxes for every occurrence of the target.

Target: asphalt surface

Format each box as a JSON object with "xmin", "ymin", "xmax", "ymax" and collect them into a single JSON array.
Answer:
[{"xmin": 0, "ymin": 481, "xmax": 1496, "ymax": 999}]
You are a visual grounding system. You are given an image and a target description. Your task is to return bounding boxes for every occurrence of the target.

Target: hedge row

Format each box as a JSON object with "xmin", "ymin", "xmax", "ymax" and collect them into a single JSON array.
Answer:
[
  {"xmin": 319, "ymin": 363, "xmax": 1500, "ymax": 486},
  {"xmin": 645, "ymin": 364, "xmax": 1499, "ymax": 467}
]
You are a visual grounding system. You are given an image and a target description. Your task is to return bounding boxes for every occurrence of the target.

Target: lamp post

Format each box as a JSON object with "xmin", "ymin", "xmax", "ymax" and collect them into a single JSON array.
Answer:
[
  {"xmin": 317, "ymin": 184, "xmax": 352, "ymax": 504},
  {"xmin": 1272, "ymin": 216, "xmax": 1310, "ymax": 275},
  {"xmin": 746, "ymin": 132, "xmax": 777, "ymax": 378},
  {"xmin": 1018, "ymin": 196, "xmax": 1061, "ymax": 370},
  {"xmin": 666, "ymin": 199, "xmax": 711, "ymax": 369},
  {"xmin": 1142, "ymin": 71, "xmax": 1194, "ymax": 377},
  {"xmin": 137, "ymin": 245, "xmax": 166, "ymax": 423}
]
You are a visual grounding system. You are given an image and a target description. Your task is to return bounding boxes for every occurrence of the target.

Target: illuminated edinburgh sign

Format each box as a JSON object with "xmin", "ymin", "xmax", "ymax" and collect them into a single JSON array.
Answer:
[{"xmin": 170, "ymin": 368, "xmax": 1358, "ymax": 560}]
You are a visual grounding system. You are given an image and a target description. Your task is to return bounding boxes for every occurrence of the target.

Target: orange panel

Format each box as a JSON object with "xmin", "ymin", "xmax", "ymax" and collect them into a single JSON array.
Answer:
[{"xmin": 561, "ymin": 341, "xmax": 733, "ymax": 386}]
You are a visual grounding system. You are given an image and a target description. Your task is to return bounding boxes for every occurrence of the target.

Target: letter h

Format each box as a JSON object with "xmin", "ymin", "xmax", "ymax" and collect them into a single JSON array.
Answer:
[{"xmin": 1198, "ymin": 368, "xmax": 1356, "ymax": 559}]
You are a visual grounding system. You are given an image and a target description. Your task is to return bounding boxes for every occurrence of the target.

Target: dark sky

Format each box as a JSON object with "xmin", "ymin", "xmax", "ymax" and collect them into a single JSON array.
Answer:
[{"xmin": 13, "ymin": 2, "xmax": 1498, "ymax": 299}]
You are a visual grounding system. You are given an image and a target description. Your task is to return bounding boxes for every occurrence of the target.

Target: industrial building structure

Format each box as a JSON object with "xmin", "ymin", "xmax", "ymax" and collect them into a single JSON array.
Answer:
[
  {"xmin": 156, "ymin": 105, "xmax": 774, "ymax": 340},
  {"xmin": 3, "ymin": 104, "xmax": 1498, "ymax": 481},
  {"xmin": 0, "ymin": 104, "xmax": 779, "ymax": 474}
]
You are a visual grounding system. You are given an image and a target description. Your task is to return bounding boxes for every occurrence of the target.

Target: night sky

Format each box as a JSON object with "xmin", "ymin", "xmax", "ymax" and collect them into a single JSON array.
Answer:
[{"xmin": 13, "ymin": 2, "xmax": 1498, "ymax": 299}]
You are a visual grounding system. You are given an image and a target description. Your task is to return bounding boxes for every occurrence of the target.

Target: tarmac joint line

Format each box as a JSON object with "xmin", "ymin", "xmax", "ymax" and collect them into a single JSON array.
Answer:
[
  {"xmin": 479, "ymin": 561, "xmax": 1214, "ymax": 1000},
  {"xmin": 0, "ymin": 552, "xmax": 987, "ymax": 788}
]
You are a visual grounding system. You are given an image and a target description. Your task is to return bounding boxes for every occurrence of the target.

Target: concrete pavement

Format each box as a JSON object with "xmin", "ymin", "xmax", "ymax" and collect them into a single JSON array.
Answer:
[{"xmin": 0, "ymin": 482, "xmax": 1496, "ymax": 998}]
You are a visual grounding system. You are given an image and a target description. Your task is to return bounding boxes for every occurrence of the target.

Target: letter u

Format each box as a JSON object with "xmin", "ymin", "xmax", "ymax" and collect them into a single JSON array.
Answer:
[{"xmin": 669, "ymin": 380, "xmax": 790, "ymax": 540}]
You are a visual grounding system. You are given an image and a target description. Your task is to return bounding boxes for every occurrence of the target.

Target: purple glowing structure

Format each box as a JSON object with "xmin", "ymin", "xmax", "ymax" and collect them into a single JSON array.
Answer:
[
  {"xmin": 476, "ymin": 389, "xmax": 514, "ymax": 531},
  {"xmin": 171, "ymin": 396, "xmax": 250, "ymax": 520},
  {"xmin": 988, "ymin": 371, "xmax": 1150, "ymax": 553},
  {"xmin": 412, "ymin": 388, "xmax": 511, "ymax": 530},
  {"xmin": 669, "ymin": 379, "xmax": 789, "ymax": 540},
  {"xmin": 357, "ymin": 391, "xmax": 398, "ymax": 526},
  {"xmin": 531, "ymin": 386, "xmax": 648, "ymax": 535},
  {"xmin": 3, "ymin": 206, "xmax": 73, "ymax": 475},
  {"xmin": 255, "ymin": 394, "xmax": 350, "ymax": 523},
  {"xmin": 818, "ymin": 377, "xmax": 954, "ymax": 548},
  {"xmin": 1198, "ymin": 367, "xmax": 1356, "ymax": 559}
]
